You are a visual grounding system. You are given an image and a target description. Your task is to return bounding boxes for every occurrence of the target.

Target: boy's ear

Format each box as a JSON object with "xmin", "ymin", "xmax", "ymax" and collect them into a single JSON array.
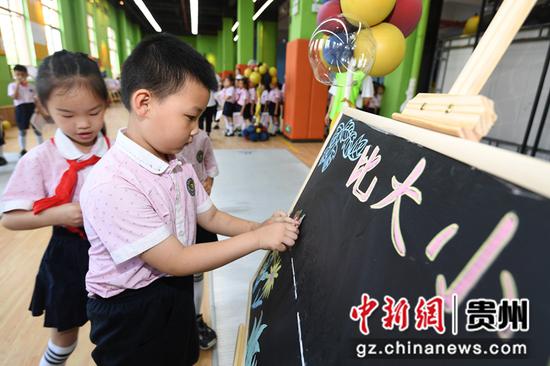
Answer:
[{"xmin": 132, "ymin": 89, "xmax": 153, "ymax": 117}]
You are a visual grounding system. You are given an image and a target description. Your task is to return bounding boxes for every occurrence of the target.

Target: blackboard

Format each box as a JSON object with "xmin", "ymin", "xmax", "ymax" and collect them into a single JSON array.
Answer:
[{"xmin": 243, "ymin": 109, "xmax": 550, "ymax": 366}]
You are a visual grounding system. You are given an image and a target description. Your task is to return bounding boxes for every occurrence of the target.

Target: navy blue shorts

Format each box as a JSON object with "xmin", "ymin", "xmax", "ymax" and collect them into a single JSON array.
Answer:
[
  {"xmin": 15, "ymin": 103, "xmax": 35, "ymax": 130},
  {"xmin": 87, "ymin": 276, "xmax": 198, "ymax": 366}
]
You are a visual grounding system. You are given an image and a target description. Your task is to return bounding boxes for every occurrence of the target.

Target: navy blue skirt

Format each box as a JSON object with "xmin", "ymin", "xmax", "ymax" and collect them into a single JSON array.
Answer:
[
  {"xmin": 87, "ymin": 276, "xmax": 198, "ymax": 366},
  {"xmin": 222, "ymin": 101, "xmax": 235, "ymax": 117},
  {"xmin": 29, "ymin": 226, "xmax": 90, "ymax": 331}
]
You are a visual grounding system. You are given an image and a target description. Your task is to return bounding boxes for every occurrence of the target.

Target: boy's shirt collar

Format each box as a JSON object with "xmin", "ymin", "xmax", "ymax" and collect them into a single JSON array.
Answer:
[
  {"xmin": 115, "ymin": 128, "xmax": 179, "ymax": 175},
  {"xmin": 54, "ymin": 128, "xmax": 108, "ymax": 160}
]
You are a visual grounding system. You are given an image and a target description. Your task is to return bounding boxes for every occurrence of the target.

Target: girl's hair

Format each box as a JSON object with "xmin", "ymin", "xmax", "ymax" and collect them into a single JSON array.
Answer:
[
  {"xmin": 242, "ymin": 77, "xmax": 249, "ymax": 89},
  {"xmin": 224, "ymin": 74, "xmax": 235, "ymax": 86},
  {"xmin": 262, "ymin": 79, "xmax": 271, "ymax": 92},
  {"xmin": 36, "ymin": 50, "xmax": 108, "ymax": 107}
]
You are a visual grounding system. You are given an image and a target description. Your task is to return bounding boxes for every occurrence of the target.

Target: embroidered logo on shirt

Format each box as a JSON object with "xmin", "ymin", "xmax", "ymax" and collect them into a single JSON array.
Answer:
[
  {"xmin": 186, "ymin": 178, "xmax": 196, "ymax": 196},
  {"xmin": 197, "ymin": 150, "xmax": 204, "ymax": 163}
]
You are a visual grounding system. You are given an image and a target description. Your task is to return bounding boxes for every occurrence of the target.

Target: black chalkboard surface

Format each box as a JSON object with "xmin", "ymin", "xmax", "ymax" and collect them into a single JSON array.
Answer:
[{"xmin": 244, "ymin": 109, "xmax": 550, "ymax": 366}]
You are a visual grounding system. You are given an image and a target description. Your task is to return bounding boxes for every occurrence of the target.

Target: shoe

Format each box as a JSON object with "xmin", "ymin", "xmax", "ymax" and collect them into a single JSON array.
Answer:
[
  {"xmin": 224, "ymin": 131, "xmax": 234, "ymax": 137},
  {"xmin": 213, "ymin": 125, "xmax": 220, "ymax": 130},
  {"xmin": 196, "ymin": 314, "xmax": 217, "ymax": 350},
  {"xmin": 0, "ymin": 156, "xmax": 7, "ymax": 166},
  {"xmin": 20, "ymin": 149, "xmax": 27, "ymax": 156}
]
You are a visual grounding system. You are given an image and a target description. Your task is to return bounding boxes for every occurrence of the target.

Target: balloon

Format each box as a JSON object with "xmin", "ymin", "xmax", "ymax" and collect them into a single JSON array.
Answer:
[
  {"xmin": 463, "ymin": 15, "xmax": 479, "ymax": 35},
  {"xmin": 309, "ymin": 15, "xmax": 376, "ymax": 86},
  {"xmin": 244, "ymin": 68, "xmax": 252, "ymax": 77},
  {"xmin": 341, "ymin": 0, "xmax": 396, "ymax": 27},
  {"xmin": 271, "ymin": 76, "xmax": 278, "ymax": 84},
  {"xmin": 206, "ymin": 53, "xmax": 216, "ymax": 66},
  {"xmin": 386, "ymin": 0, "xmax": 422, "ymax": 37},
  {"xmin": 369, "ymin": 22, "xmax": 405, "ymax": 77},
  {"xmin": 259, "ymin": 65, "xmax": 268, "ymax": 74},
  {"xmin": 249, "ymin": 71, "xmax": 261, "ymax": 85},
  {"xmin": 2, "ymin": 120, "xmax": 11, "ymax": 130},
  {"xmin": 317, "ymin": 0, "xmax": 342, "ymax": 29},
  {"xmin": 269, "ymin": 67, "xmax": 277, "ymax": 77}
]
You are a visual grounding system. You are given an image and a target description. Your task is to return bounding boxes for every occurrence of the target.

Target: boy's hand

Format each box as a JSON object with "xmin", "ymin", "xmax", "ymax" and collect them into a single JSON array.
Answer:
[
  {"xmin": 202, "ymin": 177, "xmax": 213, "ymax": 195},
  {"xmin": 254, "ymin": 222, "xmax": 298, "ymax": 252},
  {"xmin": 51, "ymin": 202, "xmax": 83, "ymax": 227}
]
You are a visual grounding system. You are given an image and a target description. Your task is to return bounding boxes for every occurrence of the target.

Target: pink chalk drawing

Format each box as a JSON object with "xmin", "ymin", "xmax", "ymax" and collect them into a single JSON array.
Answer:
[
  {"xmin": 435, "ymin": 212, "xmax": 519, "ymax": 313},
  {"xmin": 498, "ymin": 270, "xmax": 518, "ymax": 340},
  {"xmin": 425, "ymin": 223, "xmax": 460, "ymax": 261},
  {"xmin": 345, "ymin": 145, "xmax": 381, "ymax": 203},
  {"xmin": 370, "ymin": 158, "xmax": 426, "ymax": 257}
]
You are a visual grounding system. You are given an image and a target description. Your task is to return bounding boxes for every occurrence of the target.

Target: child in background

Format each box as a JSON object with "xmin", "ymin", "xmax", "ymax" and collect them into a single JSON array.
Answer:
[
  {"xmin": 235, "ymin": 76, "xmax": 251, "ymax": 133},
  {"xmin": 221, "ymin": 75, "xmax": 236, "ymax": 136},
  {"xmin": 176, "ymin": 128, "xmax": 219, "ymax": 350},
  {"xmin": 260, "ymin": 81, "xmax": 270, "ymax": 127},
  {"xmin": 248, "ymin": 79, "xmax": 257, "ymax": 123},
  {"xmin": 8, "ymin": 64, "xmax": 44, "ymax": 156},
  {"xmin": 80, "ymin": 34, "xmax": 299, "ymax": 366},
  {"xmin": 1, "ymin": 51, "xmax": 110, "ymax": 366},
  {"xmin": 267, "ymin": 81, "xmax": 282, "ymax": 135},
  {"xmin": 368, "ymin": 83, "xmax": 385, "ymax": 115},
  {"xmin": 199, "ymin": 89, "xmax": 217, "ymax": 136}
]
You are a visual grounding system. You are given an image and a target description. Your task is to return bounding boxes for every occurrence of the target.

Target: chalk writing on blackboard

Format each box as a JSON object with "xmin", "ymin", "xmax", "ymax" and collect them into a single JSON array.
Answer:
[{"xmin": 318, "ymin": 119, "xmax": 369, "ymax": 172}]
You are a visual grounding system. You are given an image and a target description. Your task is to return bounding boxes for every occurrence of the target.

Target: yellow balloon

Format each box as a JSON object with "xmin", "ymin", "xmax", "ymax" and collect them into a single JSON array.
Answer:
[
  {"xmin": 341, "ymin": 0, "xmax": 396, "ymax": 27},
  {"xmin": 463, "ymin": 15, "xmax": 479, "ymax": 35},
  {"xmin": 369, "ymin": 23, "xmax": 405, "ymax": 77},
  {"xmin": 206, "ymin": 53, "xmax": 216, "ymax": 66},
  {"xmin": 2, "ymin": 120, "xmax": 11, "ymax": 130},
  {"xmin": 249, "ymin": 71, "xmax": 261, "ymax": 85},
  {"xmin": 259, "ymin": 65, "xmax": 267, "ymax": 75},
  {"xmin": 271, "ymin": 76, "xmax": 278, "ymax": 84},
  {"xmin": 244, "ymin": 68, "xmax": 252, "ymax": 77},
  {"xmin": 269, "ymin": 67, "xmax": 277, "ymax": 77}
]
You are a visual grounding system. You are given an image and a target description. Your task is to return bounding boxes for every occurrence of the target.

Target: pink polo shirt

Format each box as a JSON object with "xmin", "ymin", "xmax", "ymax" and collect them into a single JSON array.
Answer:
[
  {"xmin": 176, "ymin": 129, "xmax": 219, "ymax": 183},
  {"xmin": 1, "ymin": 129, "xmax": 109, "ymax": 213},
  {"xmin": 222, "ymin": 86, "xmax": 235, "ymax": 103},
  {"xmin": 248, "ymin": 87, "xmax": 257, "ymax": 104},
  {"xmin": 236, "ymin": 87, "xmax": 249, "ymax": 106},
  {"xmin": 268, "ymin": 88, "xmax": 282, "ymax": 103},
  {"xmin": 81, "ymin": 129, "xmax": 212, "ymax": 298}
]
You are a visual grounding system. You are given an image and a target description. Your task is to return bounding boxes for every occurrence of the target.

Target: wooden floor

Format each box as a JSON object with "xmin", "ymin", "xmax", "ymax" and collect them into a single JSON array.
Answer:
[{"xmin": 0, "ymin": 103, "xmax": 322, "ymax": 366}]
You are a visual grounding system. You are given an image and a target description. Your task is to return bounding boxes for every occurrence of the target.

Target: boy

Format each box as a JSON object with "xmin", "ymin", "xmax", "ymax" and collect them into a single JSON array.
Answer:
[
  {"xmin": 8, "ymin": 65, "xmax": 43, "ymax": 155},
  {"xmin": 80, "ymin": 33, "xmax": 299, "ymax": 366}
]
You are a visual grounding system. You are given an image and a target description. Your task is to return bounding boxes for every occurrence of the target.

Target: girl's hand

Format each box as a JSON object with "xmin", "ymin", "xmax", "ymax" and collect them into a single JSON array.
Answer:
[
  {"xmin": 261, "ymin": 211, "xmax": 299, "ymax": 227},
  {"xmin": 51, "ymin": 202, "xmax": 83, "ymax": 227},
  {"xmin": 253, "ymin": 222, "xmax": 298, "ymax": 252}
]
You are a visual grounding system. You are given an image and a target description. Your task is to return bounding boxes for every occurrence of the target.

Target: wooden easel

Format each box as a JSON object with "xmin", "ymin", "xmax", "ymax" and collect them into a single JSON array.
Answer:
[{"xmin": 393, "ymin": 0, "xmax": 537, "ymax": 141}]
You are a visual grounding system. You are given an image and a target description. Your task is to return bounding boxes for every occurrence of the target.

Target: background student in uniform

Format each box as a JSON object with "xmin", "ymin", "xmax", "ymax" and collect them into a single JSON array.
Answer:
[
  {"xmin": 221, "ymin": 75, "xmax": 236, "ymax": 136},
  {"xmin": 1, "ymin": 51, "xmax": 109, "ymax": 366},
  {"xmin": 81, "ymin": 34, "xmax": 299, "ymax": 366},
  {"xmin": 176, "ymin": 127, "xmax": 219, "ymax": 351},
  {"xmin": 8, "ymin": 64, "xmax": 44, "ymax": 156}
]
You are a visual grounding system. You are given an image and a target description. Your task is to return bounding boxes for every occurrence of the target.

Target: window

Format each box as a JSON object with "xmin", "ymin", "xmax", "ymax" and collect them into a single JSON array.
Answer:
[
  {"xmin": 0, "ymin": 0, "xmax": 33, "ymax": 66},
  {"xmin": 87, "ymin": 14, "xmax": 98, "ymax": 58},
  {"xmin": 41, "ymin": 0, "xmax": 62, "ymax": 54},
  {"xmin": 107, "ymin": 26, "xmax": 120, "ymax": 77}
]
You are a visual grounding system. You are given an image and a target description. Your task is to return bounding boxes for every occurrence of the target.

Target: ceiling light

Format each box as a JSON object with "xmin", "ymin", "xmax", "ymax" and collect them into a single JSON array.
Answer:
[
  {"xmin": 190, "ymin": 0, "xmax": 198, "ymax": 35},
  {"xmin": 231, "ymin": 21, "xmax": 239, "ymax": 32},
  {"xmin": 233, "ymin": 34, "xmax": 239, "ymax": 42},
  {"xmin": 133, "ymin": 0, "xmax": 162, "ymax": 32},
  {"xmin": 252, "ymin": 0, "xmax": 274, "ymax": 21}
]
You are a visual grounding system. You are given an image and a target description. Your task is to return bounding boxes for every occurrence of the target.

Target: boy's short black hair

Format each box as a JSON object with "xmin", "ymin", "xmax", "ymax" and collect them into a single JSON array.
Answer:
[
  {"xmin": 13, "ymin": 64, "xmax": 28, "ymax": 73},
  {"xmin": 121, "ymin": 33, "xmax": 218, "ymax": 110}
]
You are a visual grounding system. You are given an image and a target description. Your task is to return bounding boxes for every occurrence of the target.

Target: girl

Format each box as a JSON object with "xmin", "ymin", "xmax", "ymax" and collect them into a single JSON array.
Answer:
[
  {"xmin": 0, "ymin": 51, "xmax": 109, "ymax": 366},
  {"xmin": 221, "ymin": 75, "xmax": 236, "ymax": 137},
  {"xmin": 235, "ymin": 76, "xmax": 251, "ymax": 132},
  {"xmin": 267, "ymin": 81, "xmax": 282, "ymax": 135},
  {"xmin": 260, "ymin": 81, "xmax": 270, "ymax": 127},
  {"xmin": 248, "ymin": 78, "xmax": 257, "ymax": 124}
]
